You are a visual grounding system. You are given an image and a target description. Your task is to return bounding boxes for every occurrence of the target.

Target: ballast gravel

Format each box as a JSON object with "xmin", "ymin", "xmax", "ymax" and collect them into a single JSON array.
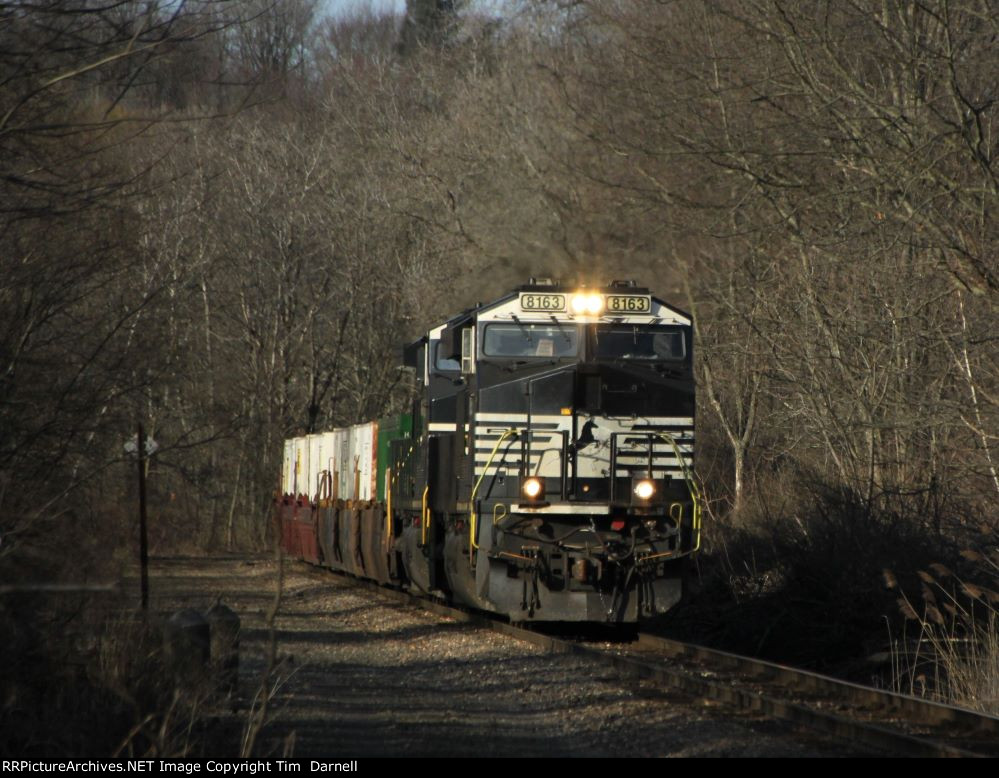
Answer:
[{"xmin": 147, "ymin": 556, "xmax": 862, "ymax": 757}]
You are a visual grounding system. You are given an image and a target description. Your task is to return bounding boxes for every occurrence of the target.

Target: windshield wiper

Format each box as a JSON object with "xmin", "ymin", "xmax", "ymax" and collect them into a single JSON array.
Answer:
[
  {"xmin": 511, "ymin": 313, "xmax": 533, "ymax": 345},
  {"xmin": 548, "ymin": 314, "xmax": 573, "ymax": 345}
]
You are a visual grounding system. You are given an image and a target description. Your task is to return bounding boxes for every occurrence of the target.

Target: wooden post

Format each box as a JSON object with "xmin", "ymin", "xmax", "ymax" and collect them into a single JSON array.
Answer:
[{"xmin": 138, "ymin": 422, "xmax": 149, "ymax": 611}]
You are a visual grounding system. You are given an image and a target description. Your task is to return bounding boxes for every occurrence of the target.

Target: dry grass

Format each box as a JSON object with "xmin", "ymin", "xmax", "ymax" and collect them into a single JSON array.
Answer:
[
  {"xmin": 100, "ymin": 614, "xmax": 218, "ymax": 758},
  {"xmin": 0, "ymin": 594, "xmax": 233, "ymax": 757},
  {"xmin": 886, "ymin": 551, "xmax": 999, "ymax": 715}
]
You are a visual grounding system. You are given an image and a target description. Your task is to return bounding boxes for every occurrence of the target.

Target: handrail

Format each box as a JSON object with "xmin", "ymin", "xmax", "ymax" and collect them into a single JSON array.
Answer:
[
  {"xmin": 318, "ymin": 469, "xmax": 332, "ymax": 504},
  {"xmin": 469, "ymin": 428, "xmax": 518, "ymax": 559},
  {"xmin": 652, "ymin": 432, "xmax": 702, "ymax": 554},
  {"xmin": 385, "ymin": 467, "xmax": 392, "ymax": 546},
  {"xmin": 420, "ymin": 484, "xmax": 430, "ymax": 546}
]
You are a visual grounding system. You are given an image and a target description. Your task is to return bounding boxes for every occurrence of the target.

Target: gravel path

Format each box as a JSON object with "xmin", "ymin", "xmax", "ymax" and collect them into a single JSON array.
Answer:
[{"xmin": 146, "ymin": 555, "xmax": 861, "ymax": 757}]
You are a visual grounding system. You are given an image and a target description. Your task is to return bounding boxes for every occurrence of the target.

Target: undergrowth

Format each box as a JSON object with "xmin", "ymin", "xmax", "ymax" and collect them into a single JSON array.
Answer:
[{"xmin": 886, "ymin": 549, "xmax": 999, "ymax": 714}]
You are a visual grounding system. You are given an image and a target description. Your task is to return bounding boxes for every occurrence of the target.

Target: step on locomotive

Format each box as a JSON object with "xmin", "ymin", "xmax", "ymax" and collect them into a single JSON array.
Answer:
[{"xmin": 276, "ymin": 279, "xmax": 700, "ymax": 622}]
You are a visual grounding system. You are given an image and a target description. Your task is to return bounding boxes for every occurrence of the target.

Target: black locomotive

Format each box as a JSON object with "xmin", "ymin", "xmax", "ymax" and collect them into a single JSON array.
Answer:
[{"xmin": 278, "ymin": 280, "xmax": 699, "ymax": 623}]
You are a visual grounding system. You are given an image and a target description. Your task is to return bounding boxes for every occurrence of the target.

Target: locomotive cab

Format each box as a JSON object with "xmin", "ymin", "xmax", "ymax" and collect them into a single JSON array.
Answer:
[{"xmin": 398, "ymin": 280, "xmax": 700, "ymax": 622}]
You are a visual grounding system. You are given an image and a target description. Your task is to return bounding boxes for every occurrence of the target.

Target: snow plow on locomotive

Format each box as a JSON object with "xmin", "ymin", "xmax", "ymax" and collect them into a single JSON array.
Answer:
[{"xmin": 276, "ymin": 280, "xmax": 700, "ymax": 623}]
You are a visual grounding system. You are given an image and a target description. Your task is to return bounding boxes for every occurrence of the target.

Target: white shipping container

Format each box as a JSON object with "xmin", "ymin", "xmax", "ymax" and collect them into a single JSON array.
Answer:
[
  {"xmin": 282, "ymin": 439, "xmax": 294, "ymax": 494},
  {"xmin": 348, "ymin": 425, "xmax": 363, "ymax": 500},
  {"xmin": 293, "ymin": 436, "xmax": 310, "ymax": 497},
  {"xmin": 328, "ymin": 422, "xmax": 373, "ymax": 501},
  {"xmin": 328, "ymin": 428, "xmax": 341, "ymax": 499},
  {"xmin": 283, "ymin": 421, "xmax": 380, "ymax": 502},
  {"xmin": 334, "ymin": 429, "xmax": 349, "ymax": 499},
  {"xmin": 308, "ymin": 434, "xmax": 324, "ymax": 501},
  {"xmin": 357, "ymin": 422, "xmax": 376, "ymax": 501}
]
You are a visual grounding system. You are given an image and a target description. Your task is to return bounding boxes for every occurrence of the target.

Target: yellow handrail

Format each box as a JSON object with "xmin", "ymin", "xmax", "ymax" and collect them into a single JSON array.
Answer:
[
  {"xmin": 654, "ymin": 432, "xmax": 703, "ymax": 554},
  {"xmin": 420, "ymin": 484, "xmax": 430, "ymax": 546},
  {"xmin": 385, "ymin": 467, "xmax": 392, "ymax": 544},
  {"xmin": 469, "ymin": 428, "xmax": 518, "ymax": 559}
]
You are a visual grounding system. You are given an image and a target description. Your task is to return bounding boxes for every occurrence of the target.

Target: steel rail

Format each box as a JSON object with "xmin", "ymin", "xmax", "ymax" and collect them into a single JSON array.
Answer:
[
  {"xmin": 301, "ymin": 562, "xmax": 999, "ymax": 758},
  {"xmin": 634, "ymin": 633, "xmax": 999, "ymax": 735}
]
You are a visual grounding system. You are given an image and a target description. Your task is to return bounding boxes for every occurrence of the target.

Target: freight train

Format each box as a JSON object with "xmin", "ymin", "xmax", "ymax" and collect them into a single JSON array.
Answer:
[{"xmin": 276, "ymin": 279, "xmax": 700, "ymax": 623}]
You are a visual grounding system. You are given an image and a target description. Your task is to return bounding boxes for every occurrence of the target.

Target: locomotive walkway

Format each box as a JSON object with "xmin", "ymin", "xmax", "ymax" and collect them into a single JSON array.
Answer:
[{"xmin": 141, "ymin": 555, "xmax": 861, "ymax": 757}]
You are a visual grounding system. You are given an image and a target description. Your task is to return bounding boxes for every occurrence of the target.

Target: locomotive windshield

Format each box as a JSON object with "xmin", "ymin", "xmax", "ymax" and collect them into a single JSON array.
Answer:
[
  {"xmin": 593, "ymin": 324, "xmax": 686, "ymax": 361},
  {"xmin": 483, "ymin": 323, "xmax": 579, "ymax": 358}
]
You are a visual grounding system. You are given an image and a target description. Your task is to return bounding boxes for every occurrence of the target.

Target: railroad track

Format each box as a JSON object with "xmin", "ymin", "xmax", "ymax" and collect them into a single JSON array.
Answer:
[
  {"xmin": 299, "ymin": 562, "xmax": 999, "ymax": 758},
  {"xmin": 604, "ymin": 633, "xmax": 999, "ymax": 758}
]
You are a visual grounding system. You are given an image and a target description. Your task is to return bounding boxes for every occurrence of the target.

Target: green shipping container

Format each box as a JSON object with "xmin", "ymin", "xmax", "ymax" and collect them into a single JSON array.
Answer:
[{"xmin": 376, "ymin": 414, "xmax": 412, "ymax": 501}]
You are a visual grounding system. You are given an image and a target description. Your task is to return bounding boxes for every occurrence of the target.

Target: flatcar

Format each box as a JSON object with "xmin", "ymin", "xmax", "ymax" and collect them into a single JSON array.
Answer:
[{"xmin": 276, "ymin": 279, "xmax": 700, "ymax": 623}]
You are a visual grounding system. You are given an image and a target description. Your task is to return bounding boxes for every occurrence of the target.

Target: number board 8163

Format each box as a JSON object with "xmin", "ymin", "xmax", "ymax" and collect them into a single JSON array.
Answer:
[
  {"xmin": 606, "ymin": 295, "xmax": 652, "ymax": 313},
  {"xmin": 519, "ymin": 293, "xmax": 566, "ymax": 312}
]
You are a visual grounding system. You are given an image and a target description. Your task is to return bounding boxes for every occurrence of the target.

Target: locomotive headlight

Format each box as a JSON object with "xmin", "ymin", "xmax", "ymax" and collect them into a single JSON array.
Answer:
[
  {"xmin": 522, "ymin": 476, "xmax": 544, "ymax": 500},
  {"xmin": 570, "ymin": 293, "xmax": 604, "ymax": 315},
  {"xmin": 633, "ymin": 479, "xmax": 655, "ymax": 501}
]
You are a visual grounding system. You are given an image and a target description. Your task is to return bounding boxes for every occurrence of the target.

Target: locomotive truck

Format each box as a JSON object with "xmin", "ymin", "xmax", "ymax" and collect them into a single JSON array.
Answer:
[{"xmin": 276, "ymin": 279, "xmax": 700, "ymax": 623}]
